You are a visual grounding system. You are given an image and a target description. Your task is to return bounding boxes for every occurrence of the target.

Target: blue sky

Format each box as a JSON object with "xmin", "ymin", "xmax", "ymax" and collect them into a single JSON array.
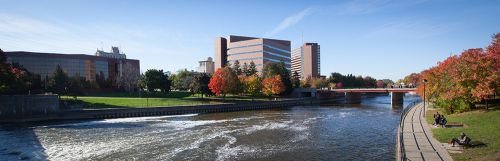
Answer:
[{"xmin": 1, "ymin": 0, "xmax": 499, "ymax": 81}]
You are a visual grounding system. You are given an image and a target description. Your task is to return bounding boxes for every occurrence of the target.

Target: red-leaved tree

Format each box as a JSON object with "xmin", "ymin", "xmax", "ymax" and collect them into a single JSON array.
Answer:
[{"xmin": 208, "ymin": 67, "xmax": 239, "ymax": 100}]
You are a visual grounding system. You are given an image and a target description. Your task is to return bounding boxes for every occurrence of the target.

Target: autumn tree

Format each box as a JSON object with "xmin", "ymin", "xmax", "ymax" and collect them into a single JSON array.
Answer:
[
  {"xmin": 262, "ymin": 75, "xmax": 285, "ymax": 98},
  {"xmin": 312, "ymin": 77, "xmax": 329, "ymax": 89},
  {"xmin": 241, "ymin": 74, "xmax": 262, "ymax": 100},
  {"xmin": 416, "ymin": 33, "xmax": 500, "ymax": 113},
  {"xmin": 262, "ymin": 62, "xmax": 292, "ymax": 95},
  {"xmin": 376, "ymin": 80, "xmax": 385, "ymax": 88},
  {"xmin": 208, "ymin": 67, "xmax": 240, "ymax": 100}
]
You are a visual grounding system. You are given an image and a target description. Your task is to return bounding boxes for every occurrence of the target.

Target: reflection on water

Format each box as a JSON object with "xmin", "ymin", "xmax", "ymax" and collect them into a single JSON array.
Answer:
[{"xmin": 0, "ymin": 95, "xmax": 420, "ymax": 161}]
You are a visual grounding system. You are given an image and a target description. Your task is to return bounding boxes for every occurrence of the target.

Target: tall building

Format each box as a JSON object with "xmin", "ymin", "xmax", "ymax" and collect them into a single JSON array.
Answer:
[
  {"xmin": 291, "ymin": 43, "xmax": 320, "ymax": 79},
  {"xmin": 214, "ymin": 35, "xmax": 291, "ymax": 72},
  {"xmin": 197, "ymin": 57, "xmax": 215, "ymax": 74},
  {"xmin": 5, "ymin": 47, "xmax": 139, "ymax": 84}
]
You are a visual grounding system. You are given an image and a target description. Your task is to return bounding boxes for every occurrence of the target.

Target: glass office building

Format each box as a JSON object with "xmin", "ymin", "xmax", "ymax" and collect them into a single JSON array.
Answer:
[
  {"xmin": 214, "ymin": 35, "xmax": 291, "ymax": 73},
  {"xmin": 5, "ymin": 49, "xmax": 139, "ymax": 84}
]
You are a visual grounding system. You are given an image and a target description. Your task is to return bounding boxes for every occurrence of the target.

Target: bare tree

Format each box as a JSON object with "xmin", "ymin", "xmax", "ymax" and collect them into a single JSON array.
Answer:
[{"xmin": 117, "ymin": 62, "xmax": 139, "ymax": 93}]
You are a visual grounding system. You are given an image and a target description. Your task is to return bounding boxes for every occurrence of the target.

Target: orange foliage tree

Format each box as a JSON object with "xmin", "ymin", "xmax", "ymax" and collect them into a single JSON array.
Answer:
[
  {"xmin": 416, "ymin": 33, "xmax": 500, "ymax": 113},
  {"xmin": 262, "ymin": 75, "xmax": 285, "ymax": 98},
  {"xmin": 208, "ymin": 67, "xmax": 239, "ymax": 99}
]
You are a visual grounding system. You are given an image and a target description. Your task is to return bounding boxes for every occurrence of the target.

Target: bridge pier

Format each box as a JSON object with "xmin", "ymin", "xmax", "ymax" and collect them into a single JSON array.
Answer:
[
  {"xmin": 391, "ymin": 92, "xmax": 404, "ymax": 107},
  {"xmin": 345, "ymin": 92, "xmax": 362, "ymax": 104}
]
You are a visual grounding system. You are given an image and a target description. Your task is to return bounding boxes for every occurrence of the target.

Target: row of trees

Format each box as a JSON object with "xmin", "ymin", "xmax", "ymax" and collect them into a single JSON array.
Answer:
[
  {"xmin": 327, "ymin": 72, "xmax": 393, "ymax": 89},
  {"xmin": 208, "ymin": 61, "xmax": 291, "ymax": 100},
  {"xmin": 414, "ymin": 33, "xmax": 499, "ymax": 113}
]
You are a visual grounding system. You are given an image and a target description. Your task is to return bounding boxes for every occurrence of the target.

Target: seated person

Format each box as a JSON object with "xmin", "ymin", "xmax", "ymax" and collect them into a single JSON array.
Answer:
[
  {"xmin": 439, "ymin": 115, "xmax": 447, "ymax": 127},
  {"xmin": 433, "ymin": 112, "xmax": 440, "ymax": 125},
  {"xmin": 450, "ymin": 133, "xmax": 471, "ymax": 147}
]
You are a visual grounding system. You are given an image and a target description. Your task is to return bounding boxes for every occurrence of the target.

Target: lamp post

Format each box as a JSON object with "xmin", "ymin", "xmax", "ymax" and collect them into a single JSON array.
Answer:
[{"xmin": 422, "ymin": 79, "xmax": 427, "ymax": 116}]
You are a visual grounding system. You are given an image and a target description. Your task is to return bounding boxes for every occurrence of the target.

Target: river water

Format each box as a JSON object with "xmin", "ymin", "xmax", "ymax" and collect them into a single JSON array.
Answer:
[{"xmin": 0, "ymin": 95, "xmax": 420, "ymax": 161}]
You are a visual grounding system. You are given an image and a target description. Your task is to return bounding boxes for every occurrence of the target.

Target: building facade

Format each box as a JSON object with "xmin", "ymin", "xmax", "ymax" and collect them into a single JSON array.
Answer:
[
  {"xmin": 214, "ymin": 35, "xmax": 291, "ymax": 73},
  {"xmin": 197, "ymin": 57, "xmax": 215, "ymax": 74},
  {"xmin": 291, "ymin": 43, "xmax": 320, "ymax": 79},
  {"xmin": 5, "ymin": 47, "xmax": 139, "ymax": 84}
]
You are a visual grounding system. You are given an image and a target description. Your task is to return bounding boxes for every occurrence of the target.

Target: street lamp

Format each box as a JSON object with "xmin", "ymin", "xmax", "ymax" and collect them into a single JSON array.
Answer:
[{"xmin": 422, "ymin": 79, "xmax": 427, "ymax": 116}]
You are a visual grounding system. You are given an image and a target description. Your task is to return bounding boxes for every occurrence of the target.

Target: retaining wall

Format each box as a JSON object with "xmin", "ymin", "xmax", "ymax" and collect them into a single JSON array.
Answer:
[
  {"xmin": 1, "ymin": 98, "xmax": 342, "ymax": 122},
  {"xmin": 0, "ymin": 95, "xmax": 60, "ymax": 119}
]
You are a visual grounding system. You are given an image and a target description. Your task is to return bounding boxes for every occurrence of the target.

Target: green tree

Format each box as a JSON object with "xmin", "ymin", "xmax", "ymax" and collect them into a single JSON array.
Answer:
[
  {"xmin": 190, "ymin": 73, "xmax": 212, "ymax": 98},
  {"xmin": 143, "ymin": 69, "xmax": 171, "ymax": 92},
  {"xmin": 233, "ymin": 60, "xmax": 242, "ymax": 75},
  {"xmin": 248, "ymin": 61, "xmax": 257, "ymax": 76},
  {"xmin": 48, "ymin": 65, "xmax": 70, "ymax": 95},
  {"xmin": 242, "ymin": 62, "xmax": 249, "ymax": 76},
  {"xmin": 171, "ymin": 69, "xmax": 194, "ymax": 90},
  {"xmin": 291, "ymin": 71, "xmax": 300, "ymax": 88},
  {"xmin": 68, "ymin": 75, "xmax": 83, "ymax": 99}
]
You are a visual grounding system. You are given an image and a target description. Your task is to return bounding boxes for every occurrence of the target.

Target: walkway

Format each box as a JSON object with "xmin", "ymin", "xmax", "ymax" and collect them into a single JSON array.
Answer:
[{"xmin": 400, "ymin": 103, "xmax": 453, "ymax": 161}]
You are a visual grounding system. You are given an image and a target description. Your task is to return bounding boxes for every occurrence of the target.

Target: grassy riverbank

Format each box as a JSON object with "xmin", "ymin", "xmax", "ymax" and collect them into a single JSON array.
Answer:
[
  {"xmin": 63, "ymin": 96, "xmax": 216, "ymax": 108},
  {"xmin": 61, "ymin": 91, "xmax": 272, "ymax": 108},
  {"xmin": 425, "ymin": 106, "xmax": 500, "ymax": 161}
]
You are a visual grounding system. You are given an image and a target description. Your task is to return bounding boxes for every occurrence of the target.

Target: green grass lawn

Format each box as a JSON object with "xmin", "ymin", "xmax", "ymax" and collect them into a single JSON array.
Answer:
[
  {"xmin": 425, "ymin": 106, "xmax": 500, "ymax": 161},
  {"xmin": 63, "ymin": 91, "xmax": 278, "ymax": 109},
  {"xmin": 63, "ymin": 96, "xmax": 219, "ymax": 108},
  {"xmin": 83, "ymin": 91, "xmax": 193, "ymax": 98}
]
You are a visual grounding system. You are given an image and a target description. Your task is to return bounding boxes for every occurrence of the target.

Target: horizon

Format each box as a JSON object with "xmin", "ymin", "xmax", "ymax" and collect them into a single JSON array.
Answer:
[{"xmin": 1, "ymin": 0, "xmax": 499, "ymax": 81}]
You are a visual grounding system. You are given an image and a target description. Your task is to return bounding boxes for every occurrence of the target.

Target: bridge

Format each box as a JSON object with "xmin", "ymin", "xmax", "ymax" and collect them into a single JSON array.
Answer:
[{"xmin": 330, "ymin": 88, "xmax": 417, "ymax": 106}]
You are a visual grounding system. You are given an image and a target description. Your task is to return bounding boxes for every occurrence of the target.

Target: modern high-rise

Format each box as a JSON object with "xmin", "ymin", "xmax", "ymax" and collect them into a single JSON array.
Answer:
[
  {"xmin": 291, "ymin": 43, "xmax": 320, "ymax": 79},
  {"xmin": 214, "ymin": 35, "xmax": 291, "ymax": 72},
  {"xmin": 197, "ymin": 57, "xmax": 215, "ymax": 74},
  {"xmin": 5, "ymin": 47, "xmax": 139, "ymax": 83}
]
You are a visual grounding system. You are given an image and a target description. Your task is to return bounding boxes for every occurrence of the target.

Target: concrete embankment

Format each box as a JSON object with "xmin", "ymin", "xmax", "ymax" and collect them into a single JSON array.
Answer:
[
  {"xmin": 396, "ymin": 102, "xmax": 453, "ymax": 161},
  {"xmin": 1, "ymin": 98, "xmax": 342, "ymax": 123}
]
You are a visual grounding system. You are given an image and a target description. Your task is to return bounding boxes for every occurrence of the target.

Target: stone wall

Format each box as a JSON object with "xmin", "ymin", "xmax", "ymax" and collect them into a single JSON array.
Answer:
[{"xmin": 0, "ymin": 95, "xmax": 59, "ymax": 119}]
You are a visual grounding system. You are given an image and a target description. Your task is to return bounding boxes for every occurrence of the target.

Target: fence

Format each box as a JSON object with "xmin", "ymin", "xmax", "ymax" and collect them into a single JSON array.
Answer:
[{"xmin": 398, "ymin": 100, "xmax": 421, "ymax": 161}]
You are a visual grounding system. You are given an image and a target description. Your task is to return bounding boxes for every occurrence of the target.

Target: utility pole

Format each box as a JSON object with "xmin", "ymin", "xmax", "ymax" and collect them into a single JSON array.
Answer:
[{"xmin": 423, "ymin": 79, "xmax": 427, "ymax": 117}]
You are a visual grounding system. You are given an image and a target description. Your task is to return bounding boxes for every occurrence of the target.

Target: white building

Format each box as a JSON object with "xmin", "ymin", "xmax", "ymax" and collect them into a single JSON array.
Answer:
[{"xmin": 197, "ymin": 57, "xmax": 215, "ymax": 74}]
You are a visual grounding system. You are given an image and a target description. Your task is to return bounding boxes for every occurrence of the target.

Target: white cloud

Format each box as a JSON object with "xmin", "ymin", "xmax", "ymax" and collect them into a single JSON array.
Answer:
[
  {"xmin": 264, "ymin": 8, "xmax": 313, "ymax": 37},
  {"xmin": 333, "ymin": 0, "xmax": 427, "ymax": 15},
  {"xmin": 364, "ymin": 20, "xmax": 453, "ymax": 40}
]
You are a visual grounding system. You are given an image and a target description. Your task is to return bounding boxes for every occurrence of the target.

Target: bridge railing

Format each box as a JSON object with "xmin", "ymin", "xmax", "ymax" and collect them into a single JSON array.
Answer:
[{"xmin": 398, "ymin": 100, "xmax": 421, "ymax": 161}]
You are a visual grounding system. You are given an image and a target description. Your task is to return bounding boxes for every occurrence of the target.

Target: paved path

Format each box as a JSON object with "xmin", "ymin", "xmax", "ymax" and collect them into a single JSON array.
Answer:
[{"xmin": 401, "ymin": 103, "xmax": 453, "ymax": 161}]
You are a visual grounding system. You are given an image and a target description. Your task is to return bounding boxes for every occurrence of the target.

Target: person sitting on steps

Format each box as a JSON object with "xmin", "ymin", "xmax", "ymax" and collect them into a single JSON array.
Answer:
[
  {"xmin": 450, "ymin": 132, "xmax": 471, "ymax": 147},
  {"xmin": 433, "ymin": 112, "xmax": 440, "ymax": 126},
  {"xmin": 439, "ymin": 115, "xmax": 447, "ymax": 128}
]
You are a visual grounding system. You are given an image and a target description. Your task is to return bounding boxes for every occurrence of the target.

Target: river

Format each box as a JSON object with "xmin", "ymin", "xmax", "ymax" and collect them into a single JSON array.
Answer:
[{"xmin": 0, "ymin": 95, "xmax": 420, "ymax": 161}]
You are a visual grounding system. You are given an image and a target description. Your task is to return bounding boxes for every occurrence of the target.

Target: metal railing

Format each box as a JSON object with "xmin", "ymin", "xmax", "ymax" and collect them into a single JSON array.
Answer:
[{"xmin": 398, "ymin": 100, "xmax": 421, "ymax": 161}]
